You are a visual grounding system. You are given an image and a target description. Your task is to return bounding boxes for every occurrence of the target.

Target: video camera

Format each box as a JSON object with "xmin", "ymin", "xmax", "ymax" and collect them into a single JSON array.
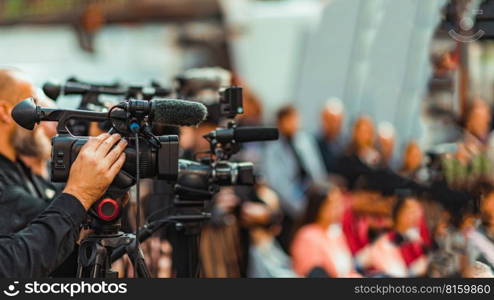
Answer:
[
  {"xmin": 43, "ymin": 77, "xmax": 172, "ymax": 103},
  {"xmin": 12, "ymin": 97, "xmax": 207, "ymax": 229},
  {"xmin": 43, "ymin": 78, "xmax": 173, "ymax": 136},
  {"xmin": 175, "ymin": 67, "xmax": 243, "ymax": 123}
]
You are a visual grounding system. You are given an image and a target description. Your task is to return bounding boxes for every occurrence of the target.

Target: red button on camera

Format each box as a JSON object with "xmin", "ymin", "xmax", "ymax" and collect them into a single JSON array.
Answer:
[{"xmin": 97, "ymin": 198, "xmax": 120, "ymax": 221}]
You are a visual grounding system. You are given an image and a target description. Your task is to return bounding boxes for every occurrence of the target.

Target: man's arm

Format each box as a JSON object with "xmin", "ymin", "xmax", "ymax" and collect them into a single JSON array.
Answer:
[
  {"xmin": 0, "ymin": 133, "xmax": 127, "ymax": 278},
  {"xmin": 0, "ymin": 193, "xmax": 85, "ymax": 277}
]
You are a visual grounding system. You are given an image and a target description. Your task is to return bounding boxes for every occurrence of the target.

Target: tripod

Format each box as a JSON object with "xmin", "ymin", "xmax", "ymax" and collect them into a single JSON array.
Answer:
[
  {"xmin": 168, "ymin": 220, "xmax": 203, "ymax": 277},
  {"xmin": 77, "ymin": 218, "xmax": 151, "ymax": 278}
]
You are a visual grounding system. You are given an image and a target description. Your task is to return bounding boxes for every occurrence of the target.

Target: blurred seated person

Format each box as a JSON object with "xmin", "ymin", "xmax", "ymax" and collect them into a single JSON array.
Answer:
[
  {"xmin": 316, "ymin": 98, "xmax": 344, "ymax": 174},
  {"xmin": 242, "ymin": 186, "xmax": 298, "ymax": 278},
  {"xmin": 399, "ymin": 141, "xmax": 424, "ymax": 180},
  {"xmin": 464, "ymin": 99, "xmax": 491, "ymax": 146},
  {"xmin": 263, "ymin": 105, "xmax": 326, "ymax": 218},
  {"xmin": 357, "ymin": 191, "xmax": 429, "ymax": 277},
  {"xmin": 459, "ymin": 99, "xmax": 492, "ymax": 166},
  {"xmin": 338, "ymin": 168, "xmax": 429, "ymax": 266},
  {"xmin": 341, "ymin": 173, "xmax": 397, "ymax": 257},
  {"xmin": 334, "ymin": 116, "xmax": 380, "ymax": 188},
  {"xmin": 377, "ymin": 121, "xmax": 395, "ymax": 169},
  {"xmin": 463, "ymin": 261, "xmax": 494, "ymax": 278},
  {"xmin": 440, "ymin": 99, "xmax": 493, "ymax": 189},
  {"xmin": 291, "ymin": 184, "xmax": 361, "ymax": 277},
  {"xmin": 426, "ymin": 183, "xmax": 480, "ymax": 277},
  {"xmin": 200, "ymin": 187, "xmax": 243, "ymax": 277},
  {"xmin": 468, "ymin": 184, "xmax": 494, "ymax": 271},
  {"xmin": 263, "ymin": 105, "xmax": 326, "ymax": 250},
  {"xmin": 180, "ymin": 119, "xmax": 217, "ymax": 160}
]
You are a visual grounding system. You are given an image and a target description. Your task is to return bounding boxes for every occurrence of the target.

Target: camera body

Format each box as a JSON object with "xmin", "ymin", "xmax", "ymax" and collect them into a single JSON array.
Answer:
[
  {"xmin": 51, "ymin": 133, "xmax": 178, "ymax": 230},
  {"xmin": 175, "ymin": 159, "xmax": 254, "ymax": 201},
  {"xmin": 52, "ymin": 133, "xmax": 179, "ymax": 230},
  {"xmin": 51, "ymin": 134, "xmax": 179, "ymax": 184}
]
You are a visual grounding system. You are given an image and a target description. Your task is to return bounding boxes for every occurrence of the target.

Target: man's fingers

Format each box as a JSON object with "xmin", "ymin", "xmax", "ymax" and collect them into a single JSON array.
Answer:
[
  {"xmin": 96, "ymin": 133, "xmax": 121, "ymax": 156},
  {"xmin": 108, "ymin": 153, "xmax": 126, "ymax": 178},
  {"xmin": 84, "ymin": 133, "xmax": 110, "ymax": 152},
  {"xmin": 104, "ymin": 139, "xmax": 128, "ymax": 167}
]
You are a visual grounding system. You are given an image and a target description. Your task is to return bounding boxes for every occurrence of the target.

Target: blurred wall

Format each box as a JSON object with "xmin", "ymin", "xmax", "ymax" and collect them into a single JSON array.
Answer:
[
  {"xmin": 223, "ymin": 0, "xmax": 323, "ymax": 124},
  {"xmin": 293, "ymin": 0, "xmax": 447, "ymax": 158},
  {"xmin": 227, "ymin": 0, "xmax": 447, "ymax": 160}
]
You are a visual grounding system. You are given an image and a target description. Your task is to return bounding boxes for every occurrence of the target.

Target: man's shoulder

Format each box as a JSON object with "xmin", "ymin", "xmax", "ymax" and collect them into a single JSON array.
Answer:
[
  {"xmin": 0, "ymin": 155, "xmax": 25, "ymax": 185},
  {"xmin": 294, "ymin": 131, "xmax": 320, "ymax": 148},
  {"xmin": 0, "ymin": 166, "xmax": 21, "ymax": 193},
  {"xmin": 0, "ymin": 164, "xmax": 30, "ymax": 203}
]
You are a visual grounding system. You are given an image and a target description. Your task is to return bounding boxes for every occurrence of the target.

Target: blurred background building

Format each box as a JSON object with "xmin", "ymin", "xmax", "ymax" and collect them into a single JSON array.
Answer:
[{"xmin": 1, "ymin": 0, "xmax": 494, "ymax": 163}]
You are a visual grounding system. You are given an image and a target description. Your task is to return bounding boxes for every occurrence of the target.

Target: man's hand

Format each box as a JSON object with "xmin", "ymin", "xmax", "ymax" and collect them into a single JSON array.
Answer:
[{"xmin": 63, "ymin": 133, "xmax": 127, "ymax": 210}]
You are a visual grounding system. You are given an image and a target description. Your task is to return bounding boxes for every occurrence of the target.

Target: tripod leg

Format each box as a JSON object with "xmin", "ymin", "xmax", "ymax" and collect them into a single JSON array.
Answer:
[
  {"xmin": 77, "ymin": 255, "xmax": 85, "ymax": 278},
  {"xmin": 91, "ymin": 243, "xmax": 108, "ymax": 278},
  {"xmin": 169, "ymin": 227, "xmax": 200, "ymax": 278},
  {"xmin": 126, "ymin": 242, "xmax": 152, "ymax": 278}
]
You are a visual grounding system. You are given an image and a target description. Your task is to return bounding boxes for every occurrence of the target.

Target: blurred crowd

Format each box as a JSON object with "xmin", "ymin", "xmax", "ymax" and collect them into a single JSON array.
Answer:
[
  {"xmin": 192, "ymin": 83, "xmax": 494, "ymax": 278},
  {"xmin": 3, "ymin": 67, "xmax": 494, "ymax": 278},
  {"xmin": 264, "ymin": 97, "xmax": 494, "ymax": 277}
]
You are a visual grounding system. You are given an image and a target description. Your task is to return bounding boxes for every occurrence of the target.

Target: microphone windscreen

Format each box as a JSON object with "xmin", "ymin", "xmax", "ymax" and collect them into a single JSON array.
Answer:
[
  {"xmin": 234, "ymin": 127, "xmax": 279, "ymax": 143},
  {"xmin": 42, "ymin": 82, "xmax": 61, "ymax": 100},
  {"xmin": 151, "ymin": 99, "xmax": 207, "ymax": 126}
]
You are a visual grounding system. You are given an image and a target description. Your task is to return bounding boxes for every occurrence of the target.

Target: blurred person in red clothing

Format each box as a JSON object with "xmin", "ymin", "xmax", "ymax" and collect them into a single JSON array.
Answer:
[
  {"xmin": 357, "ymin": 191, "xmax": 429, "ymax": 277},
  {"xmin": 291, "ymin": 184, "xmax": 361, "ymax": 277}
]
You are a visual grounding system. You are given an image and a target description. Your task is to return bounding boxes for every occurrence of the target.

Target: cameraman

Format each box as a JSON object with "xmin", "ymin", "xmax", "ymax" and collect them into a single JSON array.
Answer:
[
  {"xmin": 0, "ymin": 132, "xmax": 127, "ymax": 277},
  {"xmin": 0, "ymin": 69, "xmax": 58, "ymax": 233}
]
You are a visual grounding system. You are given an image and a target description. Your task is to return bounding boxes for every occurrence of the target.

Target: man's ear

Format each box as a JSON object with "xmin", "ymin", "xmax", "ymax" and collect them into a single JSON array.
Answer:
[{"xmin": 0, "ymin": 101, "xmax": 13, "ymax": 125}]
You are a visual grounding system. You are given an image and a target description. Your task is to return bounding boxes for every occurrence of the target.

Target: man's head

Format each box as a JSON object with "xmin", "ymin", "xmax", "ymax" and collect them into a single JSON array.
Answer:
[
  {"xmin": 13, "ymin": 95, "xmax": 55, "ymax": 161},
  {"xmin": 351, "ymin": 115, "xmax": 374, "ymax": 150},
  {"xmin": 481, "ymin": 189, "xmax": 494, "ymax": 229},
  {"xmin": 402, "ymin": 141, "xmax": 422, "ymax": 172},
  {"xmin": 0, "ymin": 69, "xmax": 38, "ymax": 160},
  {"xmin": 321, "ymin": 98, "xmax": 343, "ymax": 140},
  {"xmin": 276, "ymin": 105, "xmax": 299, "ymax": 138},
  {"xmin": 392, "ymin": 195, "xmax": 422, "ymax": 233}
]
